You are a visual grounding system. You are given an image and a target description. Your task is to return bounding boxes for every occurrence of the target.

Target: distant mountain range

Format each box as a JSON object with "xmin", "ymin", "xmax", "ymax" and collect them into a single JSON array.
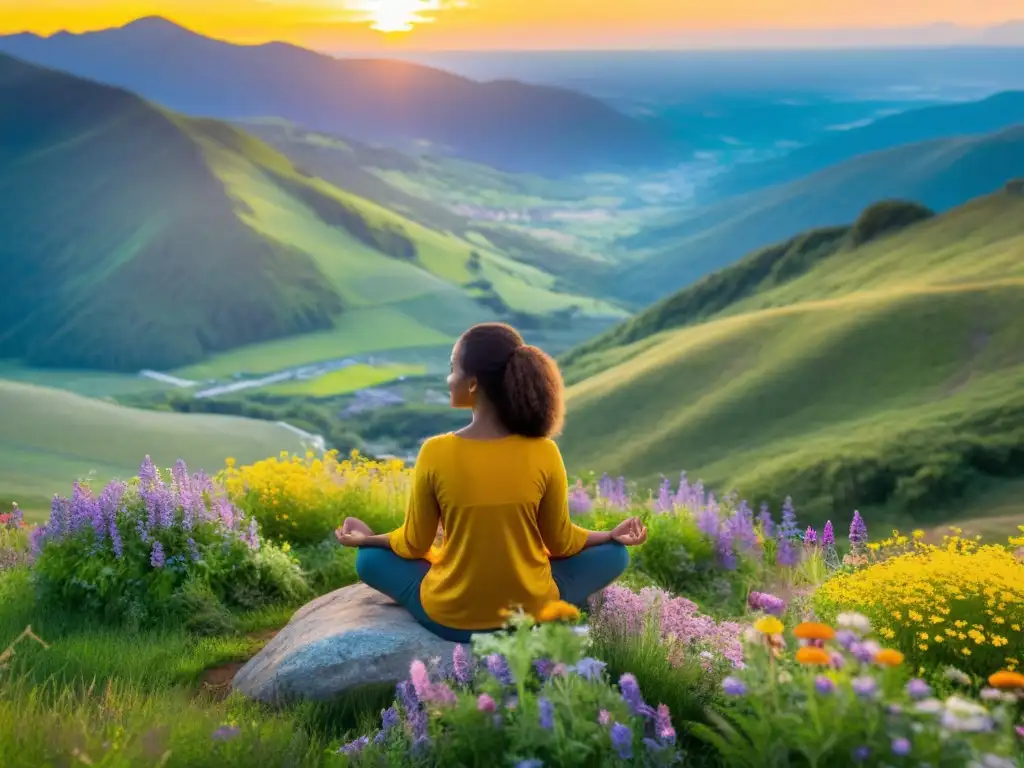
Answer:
[
  {"xmin": 560, "ymin": 186, "xmax": 1024, "ymax": 524},
  {"xmin": 0, "ymin": 17, "xmax": 681, "ymax": 175},
  {"xmin": 614, "ymin": 124, "xmax": 1024, "ymax": 303},
  {"xmin": 705, "ymin": 91, "xmax": 1024, "ymax": 199},
  {"xmin": 0, "ymin": 53, "xmax": 623, "ymax": 372}
]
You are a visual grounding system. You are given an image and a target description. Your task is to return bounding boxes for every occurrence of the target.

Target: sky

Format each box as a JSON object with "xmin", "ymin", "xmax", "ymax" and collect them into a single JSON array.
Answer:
[{"xmin": 2, "ymin": 0, "xmax": 1022, "ymax": 50}]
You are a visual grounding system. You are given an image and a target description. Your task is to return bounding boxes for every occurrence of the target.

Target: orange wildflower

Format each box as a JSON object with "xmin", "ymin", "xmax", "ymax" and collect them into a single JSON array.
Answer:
[
  {"xmin": 987, "ymin": 670, "xmax": 1024, "ymax": 689},
  {"xmin": 874, "ymin": 649, "xmax": 905, "ymax": 667},
  {"xmin": 795, "ymin": 646, "xmax": 831, "ymax": 666},
  {"xmin": 794, "ymin": 622, "xmax": 835, "ymax": 641},
  {"xmin": 535, "ymin": 600, "xmax": 581, "ymax": 623}
]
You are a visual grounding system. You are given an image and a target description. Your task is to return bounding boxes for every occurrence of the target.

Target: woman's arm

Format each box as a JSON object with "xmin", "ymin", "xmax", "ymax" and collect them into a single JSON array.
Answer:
[{"xmin": 387, "ymin": 441, "xmax": 442, "ymax": 559}]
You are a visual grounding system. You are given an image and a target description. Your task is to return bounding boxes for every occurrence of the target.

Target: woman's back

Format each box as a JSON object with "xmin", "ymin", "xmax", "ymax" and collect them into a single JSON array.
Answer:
[{"xmin": 389, "ymin": 433, "xmax": 587, "ymax": 630}]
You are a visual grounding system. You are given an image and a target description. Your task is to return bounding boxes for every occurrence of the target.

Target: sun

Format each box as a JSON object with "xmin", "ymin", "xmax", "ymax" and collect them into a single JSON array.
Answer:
[{"xmin": 356, "ymin": 0, "xmax": 442, "ymax": 34}]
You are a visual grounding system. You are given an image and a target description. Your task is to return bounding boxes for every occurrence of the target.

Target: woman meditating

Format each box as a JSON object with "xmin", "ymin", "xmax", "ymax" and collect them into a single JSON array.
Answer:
[{"xmin": 336, "ymin": 322, "xmax": 647, "ymax": 643}]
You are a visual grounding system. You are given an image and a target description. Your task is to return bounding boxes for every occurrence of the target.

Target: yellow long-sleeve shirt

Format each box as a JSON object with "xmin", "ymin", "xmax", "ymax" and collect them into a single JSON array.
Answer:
[{"xmin": 388, "ymin": 433, "xmax": 588, "ymax": 630}]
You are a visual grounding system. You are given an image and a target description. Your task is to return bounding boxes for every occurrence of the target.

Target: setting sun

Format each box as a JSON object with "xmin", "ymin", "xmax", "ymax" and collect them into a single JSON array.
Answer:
[{"xmin": 352, "ymin": 0, "xmax": 444, "ymax": 33}]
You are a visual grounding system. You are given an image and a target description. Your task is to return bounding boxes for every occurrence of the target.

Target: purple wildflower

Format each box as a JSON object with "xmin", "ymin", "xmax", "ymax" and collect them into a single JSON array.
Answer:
[
  {"xmin": 779, "ymin": 497, "xmax": 799, "ymax": 538},
  {"xmin": 747, "ymin": 591, "xmax": 786, "ymax": 616},
  {"xmin": 822, "ymin": 520, "xmax": 835, "ymax": 548},
  {"xmin": 538, "ymin": 698, "xmax": 554, "ymax": 730},
  {"xmin": 891, "ymin": 738, "xmax": 911, "ymax": 757},
  {"xmin": 150, "ymin": 541, "xmax": 166, "ymax": 569},
  {"xmin": 610, "ymin": 723, "xmax": 633, "ymax": 760},
  {"xmin": 722, "ymin": 677, "xmax": 746, "ymax": 696},
  {"xmin": 852, "ymin": 640, "xmax": 881, "ymax": 664},
  {"xmin": 717, "ymin": 527, "xmax": 737, "ymax": 570},
  {"xmin": 533, "ymin": 658, "xmax": 554, "ymax": 680},
  {"xmin": 380, "ymin": 705, "xmax": 400, "ymax": 731},
  {"xmin": 654, "ymin": 477, "xmax": 673, "ymax": 513},
  {"xmin": 849, "ymin": 510, "xmax": 868, "ymax": 550},
  {"xmin": 906, "ymin": 679, "xmax": 932, "ymax": 700},
  {"xmin": 477, "ymin": 693, "xmax": 496, "ymax": 712},
  {"xmin": 598, "ymin": 710, "xmax": 612, "ymax": 727},
  {"xmin": 452, "ymin": 644, "xmax": 473, "ymax": 685},
  {"xmin": 776, "ymin": 537, "xmax": 798, "ymax": 567},
  {"xmin": 618, "ymin": 673, "xmax": 646, "ymax": 715},
  {"xmin": 574, "ymin": 657, "xmax": 607, "ymax": 681},
  {"xmin": 696, "ymin": 505, "xmax": 720, "ymax": 538},
  {"xmin": 339, "ymin": 736, "xmax": 370, "ymax": 755},
  {"xmin": 852, "ymin": 746, "xmax": 871, "ymax": 763},
  {"xmin": 211, "ymin": 725, "xmax": 240, "ymax": 742},
  {"xmin": 805, "ymin": 526, "xmax": 817, "ymax": 545},
  {"xmin": 568, "ymin": 480, "xmax": 592, "ymax": 515},
  {"xmin": 730, "ymin": 501, "xmax": 759, "ymax": 553},
  {"xmin": 835, "ymin": 629, "xmax": 858, "ymax": 650},
  {"xmin": 654, "ymin": 704, "xmax": 675, "ymax": 745},
  {"xmin": 486, "ymin": 654, "xmax": 513, "ymax": 685},
  {"xmin": 814, "ymin": 676, "xmax": 836, "ymax": 695},
  {"xmin": 757, "ymin": 503, "xmax": 775, "ymax": 538},
  {"xmin": 852, "ymin": 676, "xmax": 878, "ymax": 698}
]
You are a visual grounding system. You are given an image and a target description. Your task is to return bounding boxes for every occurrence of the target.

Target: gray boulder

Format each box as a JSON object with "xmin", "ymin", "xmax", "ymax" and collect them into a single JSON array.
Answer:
[{"xmin": 232, "ymin": 583, "xmax": 460, "ymax": 705}]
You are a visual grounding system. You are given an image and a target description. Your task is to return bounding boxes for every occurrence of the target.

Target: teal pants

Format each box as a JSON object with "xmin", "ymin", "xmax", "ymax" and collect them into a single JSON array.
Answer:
[{"xmin": 355, "ymin": 544, "xmax": 629, "ymax": 643}]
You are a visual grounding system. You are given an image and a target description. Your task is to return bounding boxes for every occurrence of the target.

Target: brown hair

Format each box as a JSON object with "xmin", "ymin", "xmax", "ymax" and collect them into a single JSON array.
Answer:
[{"xmin": 457, "ymin": 322, "xmax": 565, "ymax": 438}]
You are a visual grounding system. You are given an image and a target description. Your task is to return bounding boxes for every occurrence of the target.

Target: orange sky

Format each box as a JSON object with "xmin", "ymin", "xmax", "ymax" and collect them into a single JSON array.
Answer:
[{"xmin": 1, "ymin": 0, "xmax": 1021, "ymax": 50}]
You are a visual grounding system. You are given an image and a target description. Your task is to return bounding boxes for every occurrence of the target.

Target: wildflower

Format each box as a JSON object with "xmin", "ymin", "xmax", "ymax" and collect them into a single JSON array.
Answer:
[
  {"xmin": 598, "ymin": 709, "xmax": 612, "ymax": 727},
  {"xmin": 538, "ymin": 698, "xmax": 555, "ymax": 730},
  {"xmin": 753, "ymin": 616, "xmax": 784, "ymax": 635},
  {"xmin": 987, "ymin": 670, "xmax": 1024, "ymax": 689},
  {"xmin": 852, "ymin": 746, "xmax": 871, "ymax": 763},
  {"xmin": 573, "ymin": 657, "xmax": 607, "ymax": 682},
  {"xmin": 905, "ymin": 679, "xmax": 932, "ymax": 700},
  {"xmin": 410, "ymin": 660, "xmax": 431, "ymax": 699},
  {"xmin": 940, "ymin": 696, "xmax": 994, "ymax": 733},
  {"xmin": 339, "ymin": 736, "xmax": 370, "ymax": 755},
  {"xmin": 568, "ymin": 481, "xmax": 593, "ymax": 514},
  {"xmin": 619, "ymin": 673, "xmax": 650, "ymax": 715},
  {"xmin": 654, "ymin": 704, "xmax": 675, "ymax": 745},
  {"xmin": 874, "ymin": 649, "xmax": 905, "ymax": 667},
  {"xmin": 914, "ymin": 698, "xmax": 943, "ymax": 715},
  {"xmin": 796, "ymin": 647, "xmax": 831, "ymax": 666},
  {"xmin": 944, "ymin": 667, "xmax": 972, "ymax": 686},
  {"xmin": 722, "ymin": 677, "xmax": 746, "ymax": 696},
  {"xmin": 822, "ymin": 520, "xmax": 835, "ymax": 548},
  {"xmin": 609, "ymin": 723, "xmax": 633, "ymax": 759},
  {"xmin": 487, "ymin": 654, "xmax": 513, "ymax": 685},
  {"xmin": 1016, "ymin": 725, "xmax": 1024, "ymax": 740},
  {"xmin": 849, "ymin": 510, "xmax": 868, "ymax": 551},
  {"xmin": 149, "ymin": 541, "xmax": 166, "ymax": 569},
  {"xmin": 835, "ymin": 629, "xmax": 858, "ymax": 650},
  {"xmin": 851, "ymin": 676, "xmax": 877, "ymax": 698},
  {"xmin": 535, "ymin": 600, "xmax": 580, "ymax": 623},
  {"xmin": 805, "ymin": 526, "xmax": 817, "ymax": 545},
  {"xmin": 747, "ymin": 591, "xmax": 786, "ymax": 616},
  {"xmin": 211, "ymin": 725, "xmax": 240, "ymax": 742},
  {"xmin": 515, "ymin": 761, "xmax": 544, "ymax": 768},
  {"xmin": 452, "ymin": 644, "xmax": 473, "ymax": 685},
  {"xmin": 533, "ymin": 658, "xmax": 554, "ymax": 680},
  {"xmin": 891, "ymin": 738, "xmax": 911, "ymax": 757},
  {"xmin": 476, "ymin": 693, "xmax": 496, "ymax": 713},
  {"xmin": 794, "ymin": 622, "xmax": 835, "ymax": 642},
  {"xmin": 757, "ymin": 503, "xmax": 775, "ymax": 538},
  {"xmin": 836, "ymin": 612, "xmax": 872, "ymax": 635},
  {"xmin": 814, "ymin": 676, "xmax": 836, "ymax": 695},
  {"xmin": 851, "ymin": 640, "xmax": 881, "ymax": 664}
]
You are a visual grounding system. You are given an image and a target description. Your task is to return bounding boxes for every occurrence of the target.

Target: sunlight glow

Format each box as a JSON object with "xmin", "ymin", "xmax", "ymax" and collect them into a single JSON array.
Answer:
[{"xmin": 351, "ymin": 0, "xmax": 444, "ymax": 33}]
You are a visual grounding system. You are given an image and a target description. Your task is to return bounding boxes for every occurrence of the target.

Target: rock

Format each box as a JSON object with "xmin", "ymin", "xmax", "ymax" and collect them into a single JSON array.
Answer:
[{"xmin": 232, "ymin": 583, "xmax": 460, "ymax": 705}]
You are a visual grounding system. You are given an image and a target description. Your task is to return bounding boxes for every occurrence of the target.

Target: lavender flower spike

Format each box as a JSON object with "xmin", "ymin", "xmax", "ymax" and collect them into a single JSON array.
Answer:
[
  {"xmin": 849, "ymin": 511, "xmax": 868, "ymax": 550},
  {"xmin": 822, "ymin": 520, "xmax": 835, "ymax": 548}
]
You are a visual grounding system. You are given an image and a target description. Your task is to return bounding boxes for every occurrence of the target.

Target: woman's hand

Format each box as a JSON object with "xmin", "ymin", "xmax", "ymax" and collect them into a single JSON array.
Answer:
[
  {"xmin": 336, "ymin": 516, "xmax": 373, "ymax": 548},
  {"xmin": 610, "ymin": 516, "xmax": 648, "ymax": 547}
]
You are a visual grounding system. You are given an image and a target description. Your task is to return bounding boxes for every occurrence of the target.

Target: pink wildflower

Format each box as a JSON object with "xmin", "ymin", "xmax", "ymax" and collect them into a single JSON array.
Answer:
[{"xmin": 477, "ymin": 693, "xmax": 496, "ymax": 713}]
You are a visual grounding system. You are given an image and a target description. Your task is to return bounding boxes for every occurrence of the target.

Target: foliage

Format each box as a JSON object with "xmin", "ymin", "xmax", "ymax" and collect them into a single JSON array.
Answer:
[
  {"xmin": 221, "ymin": 451, "xmax": 408, "ymax": 547},
  {"xmin": 337, "ymin": 606, "xmax": 682, "ymax": 767},
  {"xmin": 692, "ymin": 613, "xmax": 1024, "ymax": 768},
  {"xmin": 30, "ymin": 457, "xmax": 309, "ymax": 627},
  {"xmin": 846, "ymin": 200, "xmax": 934, "ymax": 248},
  {"xmin": 814, "ymin": 529, "xmax": 1024, "ymax": 677},
  {"xmin": 0, "ymin": 504, "xmax": 30, "ymax": 572}
]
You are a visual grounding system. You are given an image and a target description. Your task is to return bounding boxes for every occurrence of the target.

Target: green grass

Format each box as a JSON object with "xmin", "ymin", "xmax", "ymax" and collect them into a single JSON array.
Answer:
[
  {"xmin": 267, "ymin": 363, "xmax": 426, "ymax": 397},
  {"xmin": 0, "ymin": 380, "xmax": 309, "ymax": 519},
  {"xmin": 559, "ymin": 189, "xmax": 1024, "ymax": 526},
  {"xmin": 0, "ymin": 363, "xmax": 175, "ymax": 398}
]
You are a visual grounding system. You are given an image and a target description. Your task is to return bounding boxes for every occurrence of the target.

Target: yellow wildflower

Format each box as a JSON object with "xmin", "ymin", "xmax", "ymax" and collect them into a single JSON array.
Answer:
[
  {"xmin": 535, "ymin": 601, "xmax": 581, "ymax": 623},
  {"xmin": 754, "ymin": 617, "xmax": 784, "ymax": 635}
]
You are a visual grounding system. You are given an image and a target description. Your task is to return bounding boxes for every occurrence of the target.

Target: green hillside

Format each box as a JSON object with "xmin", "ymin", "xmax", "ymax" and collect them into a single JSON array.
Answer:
[
  {"xmin": 559, "ymin": 188, "xmax": 1024, "ymax": 526},
  {"xmin": 0, "ymin": 53, "xmax": 625, "ymax": 375},
  {"xmin": 615, "ymin": 126, "xmax": 1024, "ymax": 304},
  {"xmin": 0, "ymin": 380, "xmax": 309, "ymax": 520}
]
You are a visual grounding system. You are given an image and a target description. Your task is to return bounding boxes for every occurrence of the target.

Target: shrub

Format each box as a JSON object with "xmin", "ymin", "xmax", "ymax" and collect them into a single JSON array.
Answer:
[
  {"xmin": 221, "ymin": 451, "xmax": 408, "ymax": 547},
  {"xmin": 813, "ymin": 531, "xmax": 1024, "ymax": 677},
  {"xmin": 0, "ymin": 504, "xmax": 30, "ymax": 572},
  {"xmin": 30, "ymin": 457, "xmax": 310, "ymax": 627},
  {"xmin": 693, "ymin": 613, "xmax": 1023, "ymax": 767},
  {"xmin": 337, "ymin": 604, "xmax": 682, "ymax": 767}
]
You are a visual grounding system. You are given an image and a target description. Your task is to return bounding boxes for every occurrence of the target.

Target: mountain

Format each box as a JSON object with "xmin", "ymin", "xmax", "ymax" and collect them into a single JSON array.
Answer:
[
  {"xmin": 0, "ymin": 53, "xmax": 624, "ymax": 373},
  {"xmin": 0, "ymin": 17, "xmax": 679, "ymax": 175},
  {"xmin": 0, "ymin": 379, "xmax": 308, "ymax": 516},
  {"xmin": 558, "ymin": 186, "xmax": 1024, "ymax": 525},
  {"xmin": 614, "ymin": 125, "xmax": 1024, "ymax": 303},
  {"xmin": 705, "ymin": 91, "xmax": 1024, "ymax": 199}
]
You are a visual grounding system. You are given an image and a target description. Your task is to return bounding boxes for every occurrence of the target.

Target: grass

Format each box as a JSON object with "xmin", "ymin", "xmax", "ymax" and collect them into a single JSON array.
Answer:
[
  {"xmin": 0, "ymin": 363, "xmax": 175, "ymax": 398},
  {"xmin": 267, "ymin": 363, "xmax": 426, "ymax": 397},
  {"xmin": 0, "ymin": 380, "xmax": 308, "ymax": 520},
  {"xmin": 559, "ymin": 189, "xmax": 1024, "ymax": 526}
]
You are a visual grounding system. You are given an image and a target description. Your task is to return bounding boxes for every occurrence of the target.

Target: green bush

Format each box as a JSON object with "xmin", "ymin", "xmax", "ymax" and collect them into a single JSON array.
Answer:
[{"xmin": 30, "ymin": 457, "xmax": 310, "ymax": 628}]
